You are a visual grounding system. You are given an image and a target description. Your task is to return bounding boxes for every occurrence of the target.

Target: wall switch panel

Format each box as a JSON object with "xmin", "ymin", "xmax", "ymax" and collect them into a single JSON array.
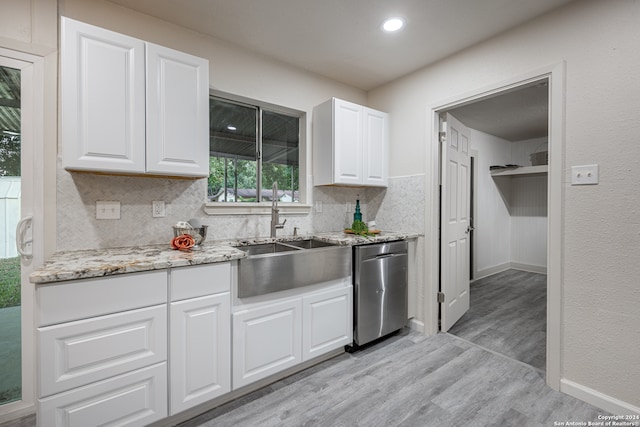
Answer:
[
  {"xmin": 96, "ymin": 201, "xmax": 120, "ymax": 220},
  {"xmin": 152, "ymin": 201, "xmax": 166, "ymax": 218},
  {"xmin": 571, "ymin": 164, "xmax": 599, "ymax": 185}
]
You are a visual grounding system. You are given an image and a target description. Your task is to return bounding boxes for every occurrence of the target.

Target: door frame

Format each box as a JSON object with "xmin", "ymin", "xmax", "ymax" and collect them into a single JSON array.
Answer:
[
  {"xmin": 0, "ymin": 47, "xmax": 47, "ymax": 422},
  {"xmin": 425, "ymin": 62, "xmax": 565, "ymax": 390}
]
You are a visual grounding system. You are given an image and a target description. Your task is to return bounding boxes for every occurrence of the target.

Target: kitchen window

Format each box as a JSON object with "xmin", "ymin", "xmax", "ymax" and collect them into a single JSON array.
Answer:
[{"xmin": 207, "ymin": 96, "xmax": 300, "ymax": 204}]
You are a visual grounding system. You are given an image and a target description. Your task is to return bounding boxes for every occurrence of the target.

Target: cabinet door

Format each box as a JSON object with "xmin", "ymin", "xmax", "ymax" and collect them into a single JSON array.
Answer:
[
  {"xmin": 333, "ymin": 99, "xmax": 363, "ymax": 185},
  {"xmin": 146, "ymin": 43, "xmax": 210, "ymax": 177},
  {"xmin": 61, "ymin": 17, "xmax": 146, "ymax": 174},
  {"xmin": 302, "ymin": 285, "xmax": 353, "ymax": 361},
  {"xmin": 170, "ymin": 293, "xmax": 230, "ymax": 415},
  {"xmin": 363, "ymin": 108, "xmax": 389, "ymax": 187},
  {"xmin": 233, "ymin": 298, "xmax": 302, "ymax": 389},
  {"xmin": 38, "ymin": 363, "xmax": 167, "ymax": 427}
]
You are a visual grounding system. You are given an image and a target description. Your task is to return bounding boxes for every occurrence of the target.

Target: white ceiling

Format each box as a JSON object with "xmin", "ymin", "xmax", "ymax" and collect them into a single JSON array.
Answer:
[
  {"xmin": 109, "ymin": 0, "xmax": 566, "ymax": 140},
  {"xmin": 447, "ymin": 81, "xmax": 549, "ymax": 141}
]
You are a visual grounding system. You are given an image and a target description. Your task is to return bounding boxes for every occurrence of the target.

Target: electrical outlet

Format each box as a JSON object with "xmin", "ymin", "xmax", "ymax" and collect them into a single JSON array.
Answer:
[
  {"xmin": 152, "ymin": 201, "xmax": 166, "ymax": 218},
  {"xmin": 96, "ymin": 201, "xmax": 120, "ymax": 220}
]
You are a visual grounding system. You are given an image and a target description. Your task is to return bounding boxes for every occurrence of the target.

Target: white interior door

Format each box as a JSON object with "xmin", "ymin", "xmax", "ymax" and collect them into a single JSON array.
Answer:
[{"xmin": 440, "ymin": 113, "xmax": 471, "ymax": 331}]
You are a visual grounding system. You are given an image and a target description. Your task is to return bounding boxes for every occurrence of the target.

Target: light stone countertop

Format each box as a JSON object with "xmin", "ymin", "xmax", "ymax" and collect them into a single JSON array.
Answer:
[{"xmin": 30, "ymin": 231, "xmax": 420, "ymax": 285}]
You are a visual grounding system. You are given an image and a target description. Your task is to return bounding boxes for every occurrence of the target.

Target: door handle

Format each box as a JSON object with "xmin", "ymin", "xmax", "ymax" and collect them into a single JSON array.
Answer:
[
  {"xmin": 465, "ymin": 225, "xmax": 475, "ymax": 234},
  {"xmin": 16, "ymin": 215, "xmax": 33, "ymax": 259}
]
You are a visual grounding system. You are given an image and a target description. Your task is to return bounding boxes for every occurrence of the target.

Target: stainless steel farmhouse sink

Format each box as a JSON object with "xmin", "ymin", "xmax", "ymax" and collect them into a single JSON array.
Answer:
[
  {"xmin": 239, "ymin": 242, "xmax": 301, "ymax": 256},
  {"xmin": 237, "ymin": 239, "xmax": 351, "ymax": 298}
]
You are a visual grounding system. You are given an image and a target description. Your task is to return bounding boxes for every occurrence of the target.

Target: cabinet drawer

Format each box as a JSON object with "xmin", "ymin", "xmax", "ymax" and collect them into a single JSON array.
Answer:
[
  {"xmin": 38, "ymin": 363, "xmax": 167, "ymax": 427},
  {"xmin": 170, "ymin": 262, "xmax": 231, "ymax": 301},
  {"xmin": 37, "ymin": 270, "xmax": 167, "ymax": 326},
  {"xmin": 38, "ymin": 305, "xmax": 167, "ymax": 398}
]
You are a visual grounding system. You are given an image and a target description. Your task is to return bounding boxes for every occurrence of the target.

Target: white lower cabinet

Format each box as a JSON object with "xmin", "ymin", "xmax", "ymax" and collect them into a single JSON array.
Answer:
[
  {"xmin": 233, "ymin": 298, "xmax": 302, "ymax": 389},
  {"xmin": 168, "ymin": 263, "xmax": 232, "ymax": 415},
  {"xmin": 38, "ymin": 363, "xmax": 167, "ymax": 427},
  {"xmin": 170, "ymin": 293, "xmax": 231, "ymax": 414},
  {"xmin": 232, "ymin": 279, "xmax": 352, "ymax": 389},
  {"xmin": 302, "ymin": 285, "xmax": 353, "ymax": 361},
  {"xmin": 36, "ymin": 272, "xmax": 168, "ymax": 427}
]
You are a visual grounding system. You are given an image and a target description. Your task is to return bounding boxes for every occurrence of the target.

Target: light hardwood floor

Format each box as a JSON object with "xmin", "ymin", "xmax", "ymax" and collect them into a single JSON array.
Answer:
[
  {"xmin": 179, "ymin": 330, "xmax": 606, "ymax": 427},
  {"xmin": 1, "ymin": 271, "xmax": 602, "ymax": 427},
  {"xmin": 449, "ymin": 269, "xmax": 547, "ymax": 370}
]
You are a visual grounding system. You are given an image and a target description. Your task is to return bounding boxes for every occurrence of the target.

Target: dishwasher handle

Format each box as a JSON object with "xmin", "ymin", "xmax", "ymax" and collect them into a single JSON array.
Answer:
[{"xmin": 375, "ymin": 253, "xmax": 402, "ymax": 259}]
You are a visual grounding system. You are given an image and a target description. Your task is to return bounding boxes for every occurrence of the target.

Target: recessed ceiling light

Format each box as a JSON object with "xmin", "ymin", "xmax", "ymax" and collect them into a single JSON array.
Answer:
[
  {"xmin": 382, "ymin": 17, "xmax": 405, "ymax": 32},
  {"xmin": 227, "ymin": 125, "xmax": 237, "ymax": 131}
]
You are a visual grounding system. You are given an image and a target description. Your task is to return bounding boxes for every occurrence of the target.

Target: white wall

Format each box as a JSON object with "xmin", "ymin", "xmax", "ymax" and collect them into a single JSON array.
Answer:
[
  {"xmin": 369, "ymin": 0, "xmax": 640, "ymax": 413},
  {"xmin": 469, "ymin": 129, "xmax": 512, "ymax": 277},
  {"xmin": 56, "ymin": 0, "xmax": 370, "ymax": 250},
  {"xmin": 470, "ymin": 130, "xmax": 548, "ymax": 277},
  {"xmin": 510, "ymin": 137, "xmax": 548, "ymax": 272}
]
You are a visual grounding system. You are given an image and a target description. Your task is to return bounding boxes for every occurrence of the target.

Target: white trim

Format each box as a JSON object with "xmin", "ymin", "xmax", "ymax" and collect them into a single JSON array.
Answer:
[
  {"xmin": 474, "ymin": 262, "xmax": 512, "ymax": 280},
  {"xmin": 510, "ymin": 262, "xmax": 547, "ymax": 275},
  {"xmin": 203, "ymin": 202, "xmax": 312, "ymax": 216},
  {"xmin": 408, "ymin": 318, "xmax": 425, "ymax": 334},
  {"xmin": 561, "ymin": 379, "xmax": 640, "ymax": 416},
  {"xmin": 474, "ymin": 262, "xmax": 547, "ymax": 281},
  {"xmin": 426, "ymin": 63, "xmax": 566, "ymax": 391}
]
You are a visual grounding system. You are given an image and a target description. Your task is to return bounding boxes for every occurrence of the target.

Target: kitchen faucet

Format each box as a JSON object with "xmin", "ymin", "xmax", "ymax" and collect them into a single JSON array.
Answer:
[{"xmin": 270, "ymin": 181, "xmax": 286, "ymax": 237}]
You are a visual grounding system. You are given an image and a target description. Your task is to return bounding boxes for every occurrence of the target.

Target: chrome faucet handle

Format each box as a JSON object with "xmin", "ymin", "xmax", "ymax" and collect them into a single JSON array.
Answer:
[{"xmin": 277, "ymin": 218, "xmax": 287, "ymax": 229}]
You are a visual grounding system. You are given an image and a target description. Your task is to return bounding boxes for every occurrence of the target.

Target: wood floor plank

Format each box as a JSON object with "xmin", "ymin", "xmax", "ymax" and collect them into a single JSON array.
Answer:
[
  {"xmin": 449, "ymin": 269, "xmax": 547, "ymax": 370},
  {"xmin": 181, "ymin": 331, "xmax": 609, "ymax": 427}
]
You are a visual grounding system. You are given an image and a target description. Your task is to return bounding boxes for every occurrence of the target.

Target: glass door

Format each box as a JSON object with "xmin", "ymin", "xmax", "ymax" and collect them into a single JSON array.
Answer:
[
  {"xmin": 0, "ymin": 49, "xmax": 41, "ymax": 421},
  {"xmin": 0, "ymin": 64, "xmax": 23, "ymax": 406}
]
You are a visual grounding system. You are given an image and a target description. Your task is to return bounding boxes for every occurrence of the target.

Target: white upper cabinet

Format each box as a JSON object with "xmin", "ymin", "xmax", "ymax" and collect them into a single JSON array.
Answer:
[
  {"xmin": 61, "ymin": 17, "xmax": 209, "ymax": 177},
  {"xmin": 313, "ymin": 97, "xmax": 388, "ymax": 187},
  {"xmin": 146, "ymin": 43, "xmax": 209, "ymax": 176},
  {"xmin": 61, "ymin": 17, "xmax": 146, "ymax": 174}
]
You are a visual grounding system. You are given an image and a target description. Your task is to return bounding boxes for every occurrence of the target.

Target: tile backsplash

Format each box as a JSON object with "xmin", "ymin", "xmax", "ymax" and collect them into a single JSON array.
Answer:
[{"xmin": 56, "ymin": 168, "xmax": 425, "ymax": 251}]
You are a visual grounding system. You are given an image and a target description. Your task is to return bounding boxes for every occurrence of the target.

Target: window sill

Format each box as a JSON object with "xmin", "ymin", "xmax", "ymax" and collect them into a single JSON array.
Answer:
[{"xmin": 203, "ymin": 202, "xmax": 312, "ymax": 216}]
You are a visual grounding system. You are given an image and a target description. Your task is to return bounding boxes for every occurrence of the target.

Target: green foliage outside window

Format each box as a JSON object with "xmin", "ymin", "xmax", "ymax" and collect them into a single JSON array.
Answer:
[
  {"xmin": 0, "ymin": 134, "xmax": 20, "ymax": 176},
  {"xmin": 209, "ymin": 96, "xmax": 300, "ymax": 202}
]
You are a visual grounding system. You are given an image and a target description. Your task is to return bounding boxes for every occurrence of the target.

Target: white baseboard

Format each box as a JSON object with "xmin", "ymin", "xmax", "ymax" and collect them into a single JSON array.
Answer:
[
  {"xmin": 408, "ymin": 318, "xmax": 425, "ymax": 334},
  {"xmin": 511, "ymin": 262, "xmax": 547, "ymax": 274},
  {"xmin": 561, "ymin": 378, "xmax": 640, "ymax": 416},
  {"xmin": 474, "ymin": 262, "xmax": 547, "ymax": 280},
  {"xmin": 474, "ymin": 262, "xmax": 511, "ymax": 280}
]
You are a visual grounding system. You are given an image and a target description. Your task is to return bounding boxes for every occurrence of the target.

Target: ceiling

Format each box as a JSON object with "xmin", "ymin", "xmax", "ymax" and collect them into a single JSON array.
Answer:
[
  {"xmin": 447, "ymin": 81, "xmax": 549, "ymax": 141},
  {"xmin": 108, "ymin": 0, "xmax": 564, "ymax": 141},
  {"xmin": 2, "ymin": 2, "xmax": 564, "ymax": 142},
  {"xmin": 109, "ymin": 0, "xmax": 574, "ymax": 91}
]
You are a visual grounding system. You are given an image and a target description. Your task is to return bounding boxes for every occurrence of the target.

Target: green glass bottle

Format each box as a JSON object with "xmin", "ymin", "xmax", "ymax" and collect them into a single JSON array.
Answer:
[{"xmin": 354, "ymin": 199, "xmax": 362, "ymax": 222}]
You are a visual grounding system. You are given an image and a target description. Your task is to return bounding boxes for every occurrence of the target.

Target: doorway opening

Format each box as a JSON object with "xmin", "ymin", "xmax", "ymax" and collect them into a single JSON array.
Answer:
[{"xmin": 437, "ymin": 77, "xmax": 550, "ymax": 372}]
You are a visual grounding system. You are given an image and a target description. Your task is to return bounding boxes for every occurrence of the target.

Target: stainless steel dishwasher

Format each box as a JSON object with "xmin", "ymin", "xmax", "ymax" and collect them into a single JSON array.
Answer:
[{"xmin": 353, "ymin": 240, "xmax": 408, "ymax": 346}]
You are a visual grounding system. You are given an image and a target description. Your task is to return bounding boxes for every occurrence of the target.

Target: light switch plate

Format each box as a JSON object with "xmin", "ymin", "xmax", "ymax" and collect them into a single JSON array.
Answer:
[
  {"xmin": 571, "ymin": 164, "xmax": 599, "ymax": 185},
  {"xmin": 96, "ymin": 201, "xmax": 120, "ymax": 220}
]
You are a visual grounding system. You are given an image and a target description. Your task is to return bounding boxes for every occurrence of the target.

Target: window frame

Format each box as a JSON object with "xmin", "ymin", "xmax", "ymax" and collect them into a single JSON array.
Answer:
[{"xmin": 204, "ymin": 91, "xmax": 311, "ymax": 216}]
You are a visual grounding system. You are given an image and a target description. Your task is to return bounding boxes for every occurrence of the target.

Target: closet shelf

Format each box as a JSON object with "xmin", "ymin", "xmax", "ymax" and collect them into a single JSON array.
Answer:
[{"xmin": 490, "ymin": 165, "xmax": 548, "ymax": 177}]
